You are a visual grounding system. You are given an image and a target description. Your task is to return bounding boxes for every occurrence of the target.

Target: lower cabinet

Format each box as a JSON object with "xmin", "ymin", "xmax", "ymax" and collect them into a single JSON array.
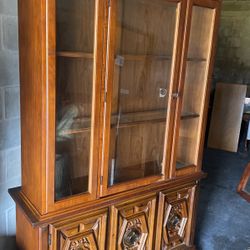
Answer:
[
  {"xmin": 49, "ymin": 209, "xmax": 108, "ymax": 250},
  {"xmin": 48, "ymin": 185, "xmax": 197, "ymax": 250}
]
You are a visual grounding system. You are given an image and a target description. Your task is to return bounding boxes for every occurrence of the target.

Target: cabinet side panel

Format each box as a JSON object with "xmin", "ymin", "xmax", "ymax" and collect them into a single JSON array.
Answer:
[
  {"xmin": 18, "ymin": 0, "xmax": 47, "ymax": 212},
  {"xmin": 16, "ymin": 206, "xmax": 40, "ymax": 250}
]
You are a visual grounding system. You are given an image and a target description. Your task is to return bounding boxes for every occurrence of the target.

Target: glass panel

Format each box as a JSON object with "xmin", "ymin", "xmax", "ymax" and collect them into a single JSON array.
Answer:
[
  {"xmin": 108, "ymin": 0, "xmax": 179, "ymax": 185},
  {"xmin": 55, "ymin": 0, "xmax": 95, "ymax": 200},
  {"xmin": 176, "ymin": 6, "xmax": 215, "ymax": 169}
]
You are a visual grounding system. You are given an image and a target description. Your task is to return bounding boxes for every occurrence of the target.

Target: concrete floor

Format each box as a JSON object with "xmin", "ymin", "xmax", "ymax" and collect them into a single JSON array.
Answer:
[
  {"xmin": 1, "ymin": 149, "xmax": 249, "ymax": 250},
  {"xmin": 195, "ymin": 148, "xmax": 250, "ymax": 250}
]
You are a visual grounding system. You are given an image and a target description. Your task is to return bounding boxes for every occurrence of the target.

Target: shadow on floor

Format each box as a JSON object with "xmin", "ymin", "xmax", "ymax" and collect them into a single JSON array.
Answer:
[
  {"xmin": 195, "ymin": 148, "xmax": 250, "ymax": 250},
  {"xmin": 0, "ymin": 236, "xmax": 17, "ymax": 250}
]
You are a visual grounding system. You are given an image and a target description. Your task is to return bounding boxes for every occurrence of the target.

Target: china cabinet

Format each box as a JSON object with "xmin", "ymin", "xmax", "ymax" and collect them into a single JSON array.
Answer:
[{"xmin": 9, "ymin": 0, "xmax": 221, "ymax": 249}]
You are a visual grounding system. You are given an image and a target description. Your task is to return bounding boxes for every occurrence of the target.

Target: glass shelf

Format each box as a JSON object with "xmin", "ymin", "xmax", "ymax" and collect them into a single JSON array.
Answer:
[
  {"xmin": 114, "ymin": 54, "xmax": 206, "ymax": 64},
  {"xmin": 56, "ymin": 110, "xmax": 200, "ymax": 137},
  {"xmin": 115, "ymin": 54, "xmax": 172, "ymax": 62},
  {"xmin": 57, "ymin": 51, "xmax": 93, "ymax": 59}
]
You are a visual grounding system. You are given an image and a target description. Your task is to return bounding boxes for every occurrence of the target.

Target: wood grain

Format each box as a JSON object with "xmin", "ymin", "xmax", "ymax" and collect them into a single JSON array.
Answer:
[
  {"xmin": 18, "ymin": 0, "xmax": 47, "ymax": 213},
  {"xmin": 208, "ymin": 83, "xmax": 247, "ymax": 152}
]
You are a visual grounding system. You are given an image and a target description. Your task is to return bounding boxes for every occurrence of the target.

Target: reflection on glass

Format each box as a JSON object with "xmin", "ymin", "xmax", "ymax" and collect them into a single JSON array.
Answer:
[
  {"xmin": 108, "ymin": 0, "xmax": 179, "ymax": 185},
  {"xmin": 55, "ymin": 0, "xmax": 95, "ymax": 200},
  {"xmin": 176, "ymin": 6, "xmax": 215, "ymax": 169}
]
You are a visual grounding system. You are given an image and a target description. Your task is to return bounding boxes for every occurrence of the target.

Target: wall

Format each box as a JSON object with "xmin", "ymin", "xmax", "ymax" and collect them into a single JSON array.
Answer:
[
  {"xmin": 214, "ymin": 0, "xmax": 250, "ymax": 85},
  {"xmin": 0, "ymin": 0, "xmax": 20, "ymax": 242}
]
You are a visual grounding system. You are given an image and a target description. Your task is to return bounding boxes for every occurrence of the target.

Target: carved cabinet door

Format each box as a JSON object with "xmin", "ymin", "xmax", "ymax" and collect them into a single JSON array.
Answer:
[
  {"xmin": 49, "ymin": 209, "xmax": 108, "ymax": 250},
  {"xmin": 108, "ymin": 195, "xmax": 156, "ymax": 250},
  {"xmin": 155, "ymin": 186, "xmax": 197, "ymax": 249}
]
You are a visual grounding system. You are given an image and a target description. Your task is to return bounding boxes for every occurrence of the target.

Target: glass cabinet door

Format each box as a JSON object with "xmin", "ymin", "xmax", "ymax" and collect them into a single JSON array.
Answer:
[
  {"xmin": 103, "ymin": 0, "xmax": 182, "ymax": 193},
  {"xmin": 55, "ymin": 0, "xmax": 96, "ymax": 200},
  {"xmin": 175, "ymin": 2, "xmax": 218, "ymax": 171}
]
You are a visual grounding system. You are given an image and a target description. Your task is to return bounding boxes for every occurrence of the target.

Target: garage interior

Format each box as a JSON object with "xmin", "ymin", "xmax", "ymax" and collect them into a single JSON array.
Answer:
[{"xmin": 0, "ymin": 0, "xmax": 250, "ymax": 249}]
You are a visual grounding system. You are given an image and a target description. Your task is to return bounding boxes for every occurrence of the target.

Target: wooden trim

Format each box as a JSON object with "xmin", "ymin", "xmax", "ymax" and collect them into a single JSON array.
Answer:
[
  {"xmin": 196, "ymin": 0, "xmax": 221, "ymax": 171},
  {"xmin": 188, "ymin": 184, "xmax": 200, "ymax": 246},
  {"xmin": 237, "ymin": 162, "xmax": 250, "ymax": 202},
  {"xmin": 100, "ymin": 0, "xmax": 118, "ymax": 196},
  {"xmin": 168, "ymin": 0, "xmax": 192, "ymax": 179},
  {"xmin": 169, "ymin": 0, "xmax": 221, "ymax": 178},
  {"xmin": 176, "ymin": 165, "xmax": 196, "ymax": 176},
  {"xmin": 46, "ymin": 0, "xmax": 107, "ymax": 212},
  {"xmin": 9, "ymin": 172, "xmax": 206, "ymax": 227},
  {"xmin": 164, "ymin": 0, "xmax": 188, "ymax": 181},
  {"xmin": 18, "ymin": 0, "xmax": 48, "ymax": 214},
  {"xmin": 100, "ymin": 0, "xmax": 188, "ymax": 197}
]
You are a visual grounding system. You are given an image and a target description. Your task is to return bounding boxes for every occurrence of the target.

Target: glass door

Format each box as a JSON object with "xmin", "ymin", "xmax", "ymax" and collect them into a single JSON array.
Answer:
[
  {"xmin": 51, "ymin": 0, "xmax": 103, "ymax": 204},
  {"xmin": 101, "ymin": 0, "xmax": 184, "ymax": 195},
  {"xmin": 173, "ymin": 0, "xmax": 220, "ymax": 174}
]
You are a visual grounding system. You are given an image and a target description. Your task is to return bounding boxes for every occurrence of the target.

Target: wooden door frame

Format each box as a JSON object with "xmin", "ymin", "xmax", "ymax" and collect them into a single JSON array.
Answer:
[
  {"xmin": 45, "ymin": 0, "xmax": 107, "ymax": 213},
  {"xmin": 169, "ymin": 0, "xmax": 222, "ymax": 178},
  {"xmin": 99, "ymin": 0, "xmax": 188, "ymax": 197}
]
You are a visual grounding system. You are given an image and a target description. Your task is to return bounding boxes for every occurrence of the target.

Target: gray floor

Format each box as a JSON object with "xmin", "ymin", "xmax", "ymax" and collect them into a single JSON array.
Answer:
[{"xmin": 195, "ymin": 148, "xmax": 250, "ymax": 250}]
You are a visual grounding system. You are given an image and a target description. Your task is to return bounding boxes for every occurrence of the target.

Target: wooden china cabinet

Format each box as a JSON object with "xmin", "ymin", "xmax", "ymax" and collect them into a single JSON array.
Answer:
[{"xmin": 9, "ymin": 0, "xmax": 221, "ymax": 249}]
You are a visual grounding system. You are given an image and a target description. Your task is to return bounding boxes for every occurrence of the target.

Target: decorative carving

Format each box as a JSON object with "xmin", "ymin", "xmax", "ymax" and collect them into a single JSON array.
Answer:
[
  {"xmin": 62, "ymin": 230, "xmax": 98, "ymax": 250},
  {"xmin": 114, "ymin": 199, "xmax": 156, "ymax": 250},
  {"xmin": 167, "ymin": 206, "xmax": 182, "ymax": 233},
  {"xmin": 161, "ymin": 188, "xmax": 193, "ymax": 249},
  {"xmin": 119, "ymin": 213, "xmax": 148, "ymax": 249},
  {"xmin": 165, "ymin": 202, "xmax": 188, "ymax": 242},
  {"xmin": 69, "ymin": 237, "xmax": 90, "ymax": 250},
  {"xmin": 50, "ymin": 211, "xmax": 107, "ymax": 250}
]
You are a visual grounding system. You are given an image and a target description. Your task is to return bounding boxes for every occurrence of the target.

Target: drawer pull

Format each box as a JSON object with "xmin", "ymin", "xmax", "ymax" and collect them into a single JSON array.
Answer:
[{"xmin": 123, "ymin": 227, "xmax": 142, "ymax": 247}]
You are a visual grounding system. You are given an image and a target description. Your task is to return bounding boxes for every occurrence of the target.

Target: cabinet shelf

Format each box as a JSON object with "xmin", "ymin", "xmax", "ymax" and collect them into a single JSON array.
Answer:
[
  {"xmin": 55, "ymin": 51, "xmax": 206, "ymax": 62},
  {"xmin": 116, "ymin": 54, "xmax": 172, "ymax": 61},
  {"xmin": 56, "ymin": 51, "xmax": 93, "ymax": 59},
  {"xmin": 115, "ymin": 54, "xmax": 206, "ymax": 63},
  {"xmin": 57, "ymin": 110, "xmax": 200, "ymax": 136},
  {"xmin": 181, "ymin": 112, "xmax": 200, "ymax": 120}
]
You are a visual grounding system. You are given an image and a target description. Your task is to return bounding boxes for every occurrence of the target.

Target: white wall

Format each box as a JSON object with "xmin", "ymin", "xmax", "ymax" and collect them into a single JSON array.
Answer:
[{"xmin": 0, "ymin": 0, "xmax": 21, "ymax": 243}]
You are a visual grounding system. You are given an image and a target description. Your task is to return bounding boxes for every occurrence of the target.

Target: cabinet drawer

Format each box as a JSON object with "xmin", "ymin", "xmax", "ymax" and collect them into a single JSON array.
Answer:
[
  {"xmin": 155, "ymin": 186, "xmax": 197, "ymax": 249},
  {"xmin": 49, "ymin": 208, "xmax": 108, "ymax": 250},
  {"xmin": 108, "ymin": 195, "xmax": 157, "ymax": 250}
]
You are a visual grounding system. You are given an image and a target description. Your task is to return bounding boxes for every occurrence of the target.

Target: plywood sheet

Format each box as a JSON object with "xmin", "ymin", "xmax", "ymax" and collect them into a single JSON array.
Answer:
[{"xmin": 208, "ymin": 83, "xmax": 247, "ymax": 152}]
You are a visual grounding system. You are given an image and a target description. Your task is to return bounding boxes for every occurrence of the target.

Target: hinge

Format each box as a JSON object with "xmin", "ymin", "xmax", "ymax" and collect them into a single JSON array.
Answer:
[
  {"xmin": 48, "ymin": 233, "xmax": 52, "ymax": 246},
  {"xmin": 100, "ymin": 176, "xmax": 103, "ymax": 185},
  {"xmin": 172, "ymin": 92, "xmax": 179, "ymax": 99},
  {"xmin": 108, "ymin": 0, "xmax": 111, "ymax": 7}
]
